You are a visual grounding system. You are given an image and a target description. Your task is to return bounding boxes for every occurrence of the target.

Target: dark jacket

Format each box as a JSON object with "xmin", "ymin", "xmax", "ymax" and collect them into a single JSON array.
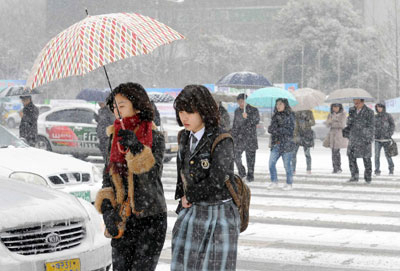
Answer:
[
  {"xmin": 374, "ymin": 104, "xmax": 395, "ymax": 140},
  {"xmin": 231, "ymin": 104, "xmax": 260, "ymax": 151},
  {"xmin": 175, "ymin": 127, "xmax": 233, "ymax": 205},
  {"xmin": 268, "ymin": 110, "xmax": 296, "ymax": 153},
  {"xmin": 218, "ymin": 104, "xmax": 231, "ymax": 132},
  {"xmin": 95, "ymin": 106, "xmax": 115, "ymax": 141},
  {"xmin": 19, "ymin": 102, "xmax": 39, "ymax": 144},
  {"xmin": 95, "ymin": 126, "xmax": 167, "ymax": 219},
  {"xmin": 344, "ymin": 105, "xmax": 375, "ymax": 158},
  {"xmin": 151, "ymin": 101, "xmax": 161, "ymax": 126},
  {"xmin": 293, "ymin": 110, "xmax": 315, "ymax": 147}
]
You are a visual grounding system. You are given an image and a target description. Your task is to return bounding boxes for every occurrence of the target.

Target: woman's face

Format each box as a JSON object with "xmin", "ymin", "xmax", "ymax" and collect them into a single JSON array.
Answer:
[
  {"xmin": 276, "ymin": 101, "xmax": 285, "ymax": 112},
  {"xmin": 178, "ymin": 111, "xmax": 204, "ymax": 133},
  {"xmin": 113, "ymin": 94, "xmax": 135, "ymax": 119},
  {"xmin": 332, "ymin": 105, "xmax": 340, "ymax": 113}
]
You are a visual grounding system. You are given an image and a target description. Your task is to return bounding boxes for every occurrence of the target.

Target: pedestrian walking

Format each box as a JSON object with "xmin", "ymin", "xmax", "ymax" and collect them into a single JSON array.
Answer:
[
  {"xmin": 231, "ymin": 93, "xmax": 260, "ymax": 182},
  {"xmin": 94, "ymin": 82, "xmax": 167, "ymax": 271},
  {"xmin": 19, "ymin": 95, "xmax": 39, "ymax": 147},
  {"xmin": 292, "ymin": 110, "xmax": 315, "ymax": 174},
  {"xmin": 171, "ymin": 85, "xmax": 240, "ymax": 271},
  {"xmin": 323, "ymin": 103, "xmax": 348, "ymax": 173},
  {"xmin": 343, "ymin": 99, "xmax": 375, "ymax": 183},
  {"xmin": 374, "ymin": 102, "xmax": 395, "ymax": 175},
  {"xmin": 267, "ymin": 98, "xmax": 296, "ymax": 190},
  {"xmin": 218, "ymin": 101, "xmax": 231, "ymax": 132},
  {"xmin": 94, "ymin": 101, "xmax": 115, "ymax": 162}
]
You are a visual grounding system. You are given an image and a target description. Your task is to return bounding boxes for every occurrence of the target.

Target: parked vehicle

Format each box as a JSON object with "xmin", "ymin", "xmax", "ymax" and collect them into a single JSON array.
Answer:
[
  {"xmin": 0, "ymin": 176, "xmax": 112, "ymax": 270},
  {"xmin": 6, "ymin": 104, "xmax": 52, "ymax": 128},
  {"xmin": 0, "ymin": 125, "xmax": 103, "ymax": 203},
  {"xmin": 36, "ymin": 104, "xmax": 101, "ymax": 159}
]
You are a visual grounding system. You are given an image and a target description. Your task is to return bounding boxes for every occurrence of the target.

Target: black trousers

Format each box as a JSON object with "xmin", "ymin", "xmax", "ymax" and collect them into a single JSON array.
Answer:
[
  {"xmin": 332, "ymin": 148, "xmax": 341, "ymax": 171},
  {"xmin": 348, "ymin": 154, "xmax": 372, "ymax": 181},
  {"xmin": 234, "ymin": 148, "xmax": 256, "ymax": 179},
  {"xmin": 111, "ymin": 213, "xmax": 167, "ymax": 271}
]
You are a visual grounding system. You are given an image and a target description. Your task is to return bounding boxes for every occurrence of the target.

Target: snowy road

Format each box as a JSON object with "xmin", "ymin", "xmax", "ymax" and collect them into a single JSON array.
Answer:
[{"xmin": 90, "ymin": 138, "xmax": 400, "ymax": 271}]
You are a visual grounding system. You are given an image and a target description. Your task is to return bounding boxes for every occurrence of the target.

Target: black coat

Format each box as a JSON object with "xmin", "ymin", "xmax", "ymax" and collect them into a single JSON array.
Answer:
[
  {"xmin": 344, "ymin": 105, "xmax": 375, "ymax": 158},
  {"xmin": 19, "ymin": 102, "xmax": 39, "ymax": 144},
  {"xmin": 293, "ymin": 110, "xmax": 315, "ymax": 147},
  {"xmin": 231, "ymin": 104, "xmax": 260, "ymax": 151},
  {"xmin": 218, "ymin": 105, "xmax": 231, "ymax": 132},
  {"xmin": 268, "ymin": 111, "xmax": 296, "ymax": 153},
  {"xmin": 95, "ymin": 107, "xmax": 115, "ymax": 141},
  {"xmin": 175, "ymin": 127, "xmax": 234, "ymax": 205},
  {"xmin": 375, "ymin": 109, "xmax": 395, "ymax": 140}
]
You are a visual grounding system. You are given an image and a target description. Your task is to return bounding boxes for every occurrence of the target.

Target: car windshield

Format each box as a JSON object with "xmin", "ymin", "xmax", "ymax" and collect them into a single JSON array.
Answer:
[{"xmin": 0, "ymin": 125, "xmax": 29, "ymax": 148}]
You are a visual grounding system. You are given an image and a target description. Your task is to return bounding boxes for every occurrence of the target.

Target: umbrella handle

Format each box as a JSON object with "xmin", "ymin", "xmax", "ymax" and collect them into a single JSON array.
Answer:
[{"xmin": 117, "ymin": 119, "xmax": 129, "ymax": 154}]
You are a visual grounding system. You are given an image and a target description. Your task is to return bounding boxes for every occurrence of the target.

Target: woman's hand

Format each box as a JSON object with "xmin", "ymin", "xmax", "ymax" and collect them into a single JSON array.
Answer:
[
  {"xmin": 181, "ymin": 195, "xmax": 192, "ymax": 208},
  {"xmin": 118, "ymin": 129, "xmax": 144, "ymax": 154}
]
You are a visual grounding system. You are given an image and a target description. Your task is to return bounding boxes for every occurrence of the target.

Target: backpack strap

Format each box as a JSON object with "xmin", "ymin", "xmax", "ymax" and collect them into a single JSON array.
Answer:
[{"xmin": 211, "ymin": 133, "xmax": 233, "ymax": 154}]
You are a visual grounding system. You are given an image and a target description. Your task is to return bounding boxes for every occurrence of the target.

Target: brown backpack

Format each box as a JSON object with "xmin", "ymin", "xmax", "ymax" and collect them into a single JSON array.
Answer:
[{"xmin": 211, "ymin": 133, "xmax": 251, "ymax": 233}]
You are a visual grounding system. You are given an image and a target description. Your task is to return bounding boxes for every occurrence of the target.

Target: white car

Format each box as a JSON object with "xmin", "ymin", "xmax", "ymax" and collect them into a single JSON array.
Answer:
[
  {"xmin": 0, "ymin": 125, "xmax": 103, "ymax": 203},
  {"xmin": 0, "ymin": 177, "xmax": 112, "ymax": 270},
  {"xmin": 36, "ymin": 104, "xmax": 101, "ymax": 159},
  {"xmin": 6, "ymin": 104, "xmax": 52, "ymax": 128}
]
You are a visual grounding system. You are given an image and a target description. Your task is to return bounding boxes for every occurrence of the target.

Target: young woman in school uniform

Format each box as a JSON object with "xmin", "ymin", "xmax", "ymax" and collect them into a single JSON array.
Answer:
[{"xmin": 171, "ymin": 84, "xmax": 240, "ymax": 271}]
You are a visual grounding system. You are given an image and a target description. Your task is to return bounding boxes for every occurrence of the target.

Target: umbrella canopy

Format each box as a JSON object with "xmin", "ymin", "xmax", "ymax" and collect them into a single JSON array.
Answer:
[
  {"xmin": 215, "ymin": 71, "xmax": 272, "ymax": 89},
  {"xmin": 211, "ymin": 92, "xmax": 238, "ymax": 103},
  {"xmin": 291, "ymin": 88, "xmax": 326, "ymax": 111},
  {"xmin": 76, "ymin": 88, "xmax": 111, "ymax": 102},
  {"xmin": 147, "ymin": 92, "xmax": 175, "ymax": 103},
  {"xmin": 0, "ymin": 85, "xmax": 41, "ymax": 98},
  {"xmin": 26, "ymin": 12, "xmax": 185, "ymax": 90},
  {"xmin": 246, "ymin": 87, "xmax": 298, "ymax": 108},
  {"xmin": 326, "ymin": 88, "xmax": 375, "ymax": 103}
]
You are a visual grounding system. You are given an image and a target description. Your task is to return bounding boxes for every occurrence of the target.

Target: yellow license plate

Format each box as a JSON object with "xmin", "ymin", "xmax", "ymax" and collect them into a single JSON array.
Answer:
[
  {"xmin": 46, "ymin": 258, "xmax": 80, "ymax": 271},
  {"xmin": 170, "ymin": 144, "xmax": 179, "ymax": 152}
]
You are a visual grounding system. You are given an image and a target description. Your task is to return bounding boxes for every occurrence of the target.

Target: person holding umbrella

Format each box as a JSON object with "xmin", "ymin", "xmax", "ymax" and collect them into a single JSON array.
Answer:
[
  {"xmin": 231, "ymin": 93, "xmax": 260, "ymax": 182},
  {"xmin": 343, "ymin": 99, "xmax": 375, "ymax": 183},
  {"xmin": 94, "ymin": 82, "xmax": 167, "ymax": 271},
  {"xmin": 323, "ymin": 103, "xmax": 348, "ymax": 173},
  {"xmin": 19, "ymin": 95, "xmax": 39, "ymax": 147},
  {"xmin": 267, "ymin": 98, "xmax": 296, "ymax": 190}
]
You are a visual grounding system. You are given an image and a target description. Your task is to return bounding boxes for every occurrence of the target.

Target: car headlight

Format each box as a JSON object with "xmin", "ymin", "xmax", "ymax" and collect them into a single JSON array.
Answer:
[
  {"xmin": 9, "ymin": 172, "xmax": 47, "ymax": 186},
  {"xmin": 92, "ymin": 165, "xmax": 102, "ymax": 183}
]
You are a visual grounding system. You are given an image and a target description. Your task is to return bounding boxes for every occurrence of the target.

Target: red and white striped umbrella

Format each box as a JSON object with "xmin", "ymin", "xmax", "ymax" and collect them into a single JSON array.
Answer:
[{"xmin": 26, "ymin": 12, "xmax": 185, "ymax": 89}]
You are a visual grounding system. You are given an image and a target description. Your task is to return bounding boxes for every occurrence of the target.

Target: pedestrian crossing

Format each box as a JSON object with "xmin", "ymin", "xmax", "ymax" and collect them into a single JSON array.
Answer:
[{"xmin": 157, "ymin": 162, "xmax": 400, "ymax": 271}]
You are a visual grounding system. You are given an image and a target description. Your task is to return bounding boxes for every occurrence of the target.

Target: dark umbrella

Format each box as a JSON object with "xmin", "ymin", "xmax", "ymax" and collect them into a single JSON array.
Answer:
[
  {"xmin": 215, "ymin": 71, "xmax": 272, "ymax": 89},
  {"xmin": 76, "ymin": 88, "xmax": 111, "ymax": 102},
  {"xmin": 147, "ymin": 92, "xmax": 175, "ymax": 103}
]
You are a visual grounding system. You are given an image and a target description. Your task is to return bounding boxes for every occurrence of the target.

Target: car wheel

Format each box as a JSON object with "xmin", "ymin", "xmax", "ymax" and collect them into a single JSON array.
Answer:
[
  {"xmin": 7, "ymin": 118, "xmax": 15, "ymax": 128},
  {"xmin": 36, "ymin": 136, "xmax": 52, "ymax": 151},
  {"xmin": 163, "ymin": 157, "xmax": 173, "ymax": 162},
  {"xmin": 73, "ymin": 154, "xmax": 89, "ymax": 160}
]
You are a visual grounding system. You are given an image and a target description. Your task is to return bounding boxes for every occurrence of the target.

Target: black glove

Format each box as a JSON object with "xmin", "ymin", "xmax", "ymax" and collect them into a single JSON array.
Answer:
[
  {"xmin": 103, "ymin": 208, "xmax": 122, "ymax": 237},
  {"xmin": 118, "ymin": 129, "xmax": 144, "ymax": 155}
]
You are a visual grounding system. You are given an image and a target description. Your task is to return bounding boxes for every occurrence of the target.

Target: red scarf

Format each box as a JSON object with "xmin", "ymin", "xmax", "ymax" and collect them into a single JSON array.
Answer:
[{"xmin": 109, "ymin": 115, "xmax": 153, "ymax": 175}]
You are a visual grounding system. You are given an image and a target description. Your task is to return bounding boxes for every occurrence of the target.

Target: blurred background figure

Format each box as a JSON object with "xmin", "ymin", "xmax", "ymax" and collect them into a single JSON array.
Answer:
[
  {"xmin": 323, "ymin": 103, "xmax": 348, "ymax": 174},
  {"xmin": 374, "ymin": 103, "xmax": 395, "ymax": 175},
  {"xmin": 218, "ymin": 101, "xmax": 231, "ymax": 132},
  {"xmin": 292, "ymin": 110, "xmax": 315, "ymax": 174},
  {"xmin": 19, "ymin": 95, "xmax": 39, "ymax": 147},
  {"xmin": 232, "ymin": 93, "xmax": 260, "ymax": 182},
  {"xmin": 151, "ymin": 100, "xmax": 161, "ymax": 127},
  {"xmin": 95, "ymin": 100, "xmax": 115, "ymax": 162}
]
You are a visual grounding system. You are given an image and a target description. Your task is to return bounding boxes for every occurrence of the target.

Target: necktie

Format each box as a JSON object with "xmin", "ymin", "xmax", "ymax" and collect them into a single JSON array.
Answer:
[{"xmin": 190, "ymin": 134, "xmax": 198, "ymax": 153}]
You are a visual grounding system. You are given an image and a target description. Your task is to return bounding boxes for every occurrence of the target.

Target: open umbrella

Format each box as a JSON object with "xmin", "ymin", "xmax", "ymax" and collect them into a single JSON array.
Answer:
[
  {"xmin": 326, "ymin": 88, "xmax": 375, "ymax": 103},
  {"xmin": 76, "ymin": 88, "xmax": 111, "ymax": 102},
  {"xmin": 0, "ymin": 85, "xmax": 41, "ymax": 98},
  {"xmin": 215, "ymin": 71, "xmax": 272, "ymax": 89},
  {"xmin": 26, "ymin": 12, "xmax": 185, "ymax": 91},
  {"xmin": 147, "ymin": 92, "xmax": 175, "ymax": 103},
  {"xmin": 246, "ymin": 87, "xmax": 298, "ymax": 108},
  {"xmin": 291, "ymin": 88, "xmax": 326, "ymax": 111}
]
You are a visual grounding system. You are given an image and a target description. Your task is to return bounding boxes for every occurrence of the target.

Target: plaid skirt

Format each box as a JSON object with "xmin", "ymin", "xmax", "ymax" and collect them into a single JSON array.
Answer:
[{"xmin": 171, "ymin": 200, "xmax": 240, "ymax": 271}]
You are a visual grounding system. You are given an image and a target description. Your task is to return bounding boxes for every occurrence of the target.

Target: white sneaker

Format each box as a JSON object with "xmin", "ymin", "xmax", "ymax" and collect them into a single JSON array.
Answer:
[
  {"xmin": 267, "ymin": 182, "xmax": 278, "ymax": 189},
  {"xmin": 282, "ymin": 184, "xmax": 293, "ymax": 191}
]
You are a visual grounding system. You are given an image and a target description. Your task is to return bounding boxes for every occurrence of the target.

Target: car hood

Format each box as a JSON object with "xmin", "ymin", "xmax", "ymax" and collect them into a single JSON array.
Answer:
[
  {"xmin": 0, "ymin": 178, "xmax": 88, "ymax": 231},
  {"xmin": 0, "ymin": 147, "xmax": 92, "ymax": 176}
]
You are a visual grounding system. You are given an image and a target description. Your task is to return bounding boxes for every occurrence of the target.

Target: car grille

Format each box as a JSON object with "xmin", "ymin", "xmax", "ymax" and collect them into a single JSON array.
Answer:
[
  {"xmin": 48, "ymin": 172, "xmax": 91, "ymax": 185},
  {"xmin": 0, "ymin": 220, "xmax": 85, "ymax": 255}
]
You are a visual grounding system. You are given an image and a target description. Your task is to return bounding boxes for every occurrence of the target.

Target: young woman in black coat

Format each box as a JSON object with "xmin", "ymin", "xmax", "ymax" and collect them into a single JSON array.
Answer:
[
  {"xmin": 171, "ymin": 85, "xmax": 240, "ymax": 271},
  {"xmin": 94, "ymin": 82, "xmax": 167, "ymax": 271}
]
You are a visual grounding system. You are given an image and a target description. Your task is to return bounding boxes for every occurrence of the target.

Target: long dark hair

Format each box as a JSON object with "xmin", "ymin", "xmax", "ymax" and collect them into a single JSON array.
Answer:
[
  {"xmin": 107, "ymin": 82, "xmax": 154, "ymax": 121},
  {"xmin": 174, "ymin": 84, "xmax": 219, "ymax": 127},
  {"xmin": 274, "ymin": 98, "xmax": 292, "ymax": 114},
  {"xmin": 330, "ymin": 103, "xmax": 343, "ymax": 113}
]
